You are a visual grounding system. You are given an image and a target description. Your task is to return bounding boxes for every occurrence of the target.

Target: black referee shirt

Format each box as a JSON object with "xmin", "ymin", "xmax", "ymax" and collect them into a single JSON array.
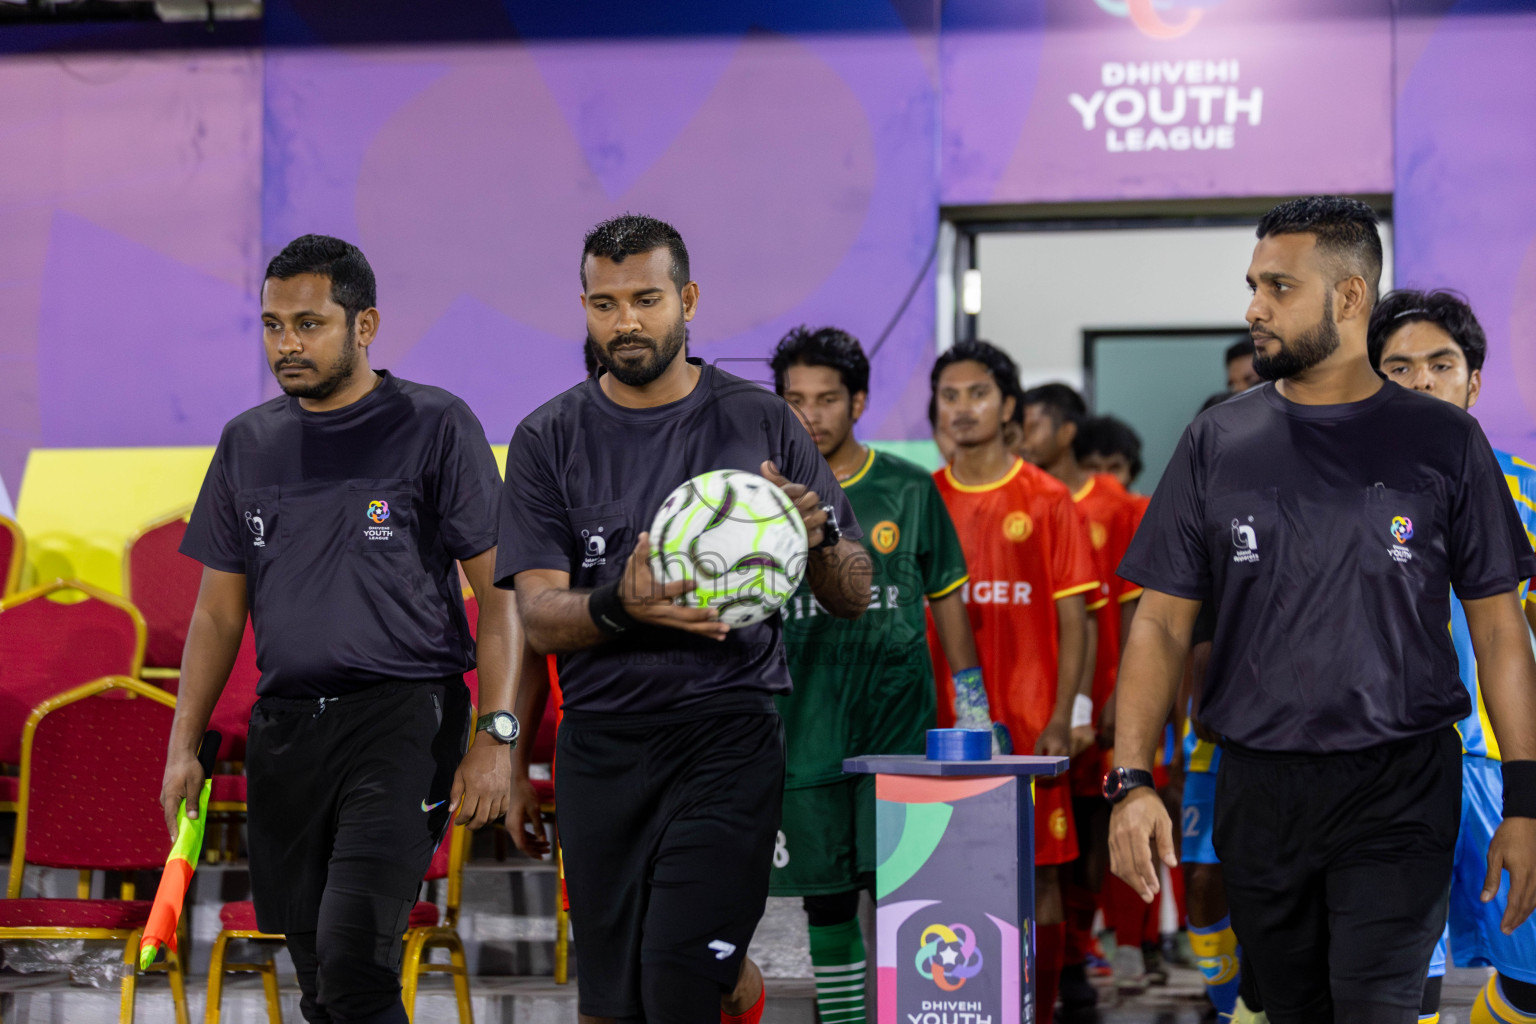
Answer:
[
  {"xmin": 1119, "ymin": 381, "xmax": 1536, "ymax": 753},
  {"xmin": 495, "ymin": 360, "xmax": 859, "ymax": 715},
  {"xmin": 181, "ymin": 372, "xmax": 502, "ymax": 697}
]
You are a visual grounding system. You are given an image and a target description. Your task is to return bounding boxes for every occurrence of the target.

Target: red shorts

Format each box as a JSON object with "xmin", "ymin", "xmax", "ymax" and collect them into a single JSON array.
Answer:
[
  {"xmin": 1069, "ymin": 746, "xmax": 1109, "ymax": 798},
  {"xmin": 1034, "ymin": 773, "xmax": 1079, "ymax": 866}
]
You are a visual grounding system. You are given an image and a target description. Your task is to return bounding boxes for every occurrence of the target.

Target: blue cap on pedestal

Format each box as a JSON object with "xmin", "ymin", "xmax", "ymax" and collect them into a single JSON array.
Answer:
[{"xmin": 926, "ymin": 728, "xmax": 991, "ymax": 761}]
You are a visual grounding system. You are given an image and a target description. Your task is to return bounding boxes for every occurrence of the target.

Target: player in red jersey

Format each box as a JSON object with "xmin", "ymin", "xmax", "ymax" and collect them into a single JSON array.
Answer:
[
  {"xmin": 928, "ymin": 342, "xmax": 1097, "ymax": 1019},
  {"xmin": 1020, "ymin": 383, "xmax": 1146, "ymax": 1014}
]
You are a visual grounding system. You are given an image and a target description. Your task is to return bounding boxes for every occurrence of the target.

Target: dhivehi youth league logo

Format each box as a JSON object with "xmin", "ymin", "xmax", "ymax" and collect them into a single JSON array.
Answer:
[
  {"xmin": 367, "ymin": 500, "xmax": 391, "ymax": 524},
  {"xmin": 1390, "ymin": 516, "xmax": 1413, "ymax": 544},
  {"xmin": 915, "ymin": 923, "xmax": 983, "ymax": 990},
  {"xmin": 1094, "ymin": 0, "xmax": 1221, "ymax": 40}
]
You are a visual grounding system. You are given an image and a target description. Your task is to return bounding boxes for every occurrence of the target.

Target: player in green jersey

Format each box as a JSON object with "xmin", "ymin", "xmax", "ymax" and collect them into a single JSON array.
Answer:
[{"xmin": 769, "ymin": 326, "xmax": 988, "ymax": 1024}]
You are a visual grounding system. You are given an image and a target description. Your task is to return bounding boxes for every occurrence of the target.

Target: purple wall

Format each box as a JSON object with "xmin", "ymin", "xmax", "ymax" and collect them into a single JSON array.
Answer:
[{"xmin": 2, "ymin": 1, "xmax": 1534, "ymax": 489}]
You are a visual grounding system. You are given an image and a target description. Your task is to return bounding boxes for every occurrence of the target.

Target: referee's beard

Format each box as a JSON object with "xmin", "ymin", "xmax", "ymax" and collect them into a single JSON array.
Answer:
[
  {"xmin": 1253, "ymin": 292, "xmax": 1341, "ymax": 382},
  {"xmin": 587, "ymin": 318, "xmax": 688, "ymax": 388}
]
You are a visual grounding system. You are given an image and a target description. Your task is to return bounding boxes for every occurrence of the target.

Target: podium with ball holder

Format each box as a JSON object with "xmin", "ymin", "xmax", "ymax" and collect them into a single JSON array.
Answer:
[{"xmin": 844, "ymin": 735, "xmax": 1069, "ymax": 1024}]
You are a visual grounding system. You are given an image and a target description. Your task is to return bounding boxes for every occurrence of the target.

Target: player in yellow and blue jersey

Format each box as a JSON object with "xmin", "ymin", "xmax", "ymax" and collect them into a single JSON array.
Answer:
[{"xmin": 1370, "ymin": 289, "xmax": 1536, "ymax": 1024}]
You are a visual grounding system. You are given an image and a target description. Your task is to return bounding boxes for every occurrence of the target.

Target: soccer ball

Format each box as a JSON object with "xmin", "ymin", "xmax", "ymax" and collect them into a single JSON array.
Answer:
[{"xmin": 649, "ymin": 470, "xmax": 810, "ymax": 628}]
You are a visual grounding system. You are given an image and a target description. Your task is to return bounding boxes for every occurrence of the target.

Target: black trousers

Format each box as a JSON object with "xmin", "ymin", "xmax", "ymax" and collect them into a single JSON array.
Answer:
[
  {"xmin": 556, "ymin": 694, "xmax": 785, "ymax": 1024},
  {"xmin": 246, "ymin": 680, "xmax": 470, "ymax": 1024},
  {"xmin": 1213, "ymin": 728, "xmax": 1461, "ymax": 1024}
]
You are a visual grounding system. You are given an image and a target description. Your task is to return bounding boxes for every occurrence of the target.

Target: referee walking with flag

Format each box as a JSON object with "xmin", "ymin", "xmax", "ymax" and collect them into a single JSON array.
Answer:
[{"xmin": 160, "ymin": 235, "xmax": 522, "ymax": 1024}]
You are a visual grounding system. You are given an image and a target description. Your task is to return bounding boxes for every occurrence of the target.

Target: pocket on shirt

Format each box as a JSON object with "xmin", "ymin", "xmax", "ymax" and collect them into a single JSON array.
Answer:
[
  {"xmin": 567, "ymin": 501, "xmax": 634, "ymax": 587},
  {"xmin": 235, "ymin": 486, "xmax": 281, "ymax": 564},
  {"xmin": 347, "ymin": 480, "xmax": 415, "ymax": 553},
  {"xmin": 1359, "ymin": 485, "xmax": 1439, "ymax": 582}
]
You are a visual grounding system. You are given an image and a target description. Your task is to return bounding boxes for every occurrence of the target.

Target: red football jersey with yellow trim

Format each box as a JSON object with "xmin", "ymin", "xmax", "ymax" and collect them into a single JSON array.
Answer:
[
  {"xmin": 1074, "ymin": 473, "xmax": 1143, "ymax": 710},
  {"xmin": 929, "ymin": 457, "xmax": 1098, "ymax": 748}
]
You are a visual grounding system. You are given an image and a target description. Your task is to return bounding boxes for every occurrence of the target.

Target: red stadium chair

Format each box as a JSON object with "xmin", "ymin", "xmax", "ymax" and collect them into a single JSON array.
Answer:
[
  {"xmin": 123, "ymin": 507, "xmax": 198, "ymax": 679},
  {"xmin": 0, "ymin": 515, "xmax": 24, "ymax": 596},
  {"xmin": 204, "ymin": 622, "xmax": 259, "ymax": 862},
  {"xmin": 205, "ymin": 822, "xmax": 471, "ymax": 1024},
  {"xmin": 0, "ymin": 676, "xmax": 189, "ymax": 1024},
  {"xmin": 0, "ymin": 579, "xmax": 146, "ymax": 811}
]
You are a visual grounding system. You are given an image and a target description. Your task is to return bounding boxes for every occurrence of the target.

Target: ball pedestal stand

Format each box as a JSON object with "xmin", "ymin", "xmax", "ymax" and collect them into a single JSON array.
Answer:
[{"xmin": 842, "ymin": 753, "xmax": 1070, "ymax": 1024}]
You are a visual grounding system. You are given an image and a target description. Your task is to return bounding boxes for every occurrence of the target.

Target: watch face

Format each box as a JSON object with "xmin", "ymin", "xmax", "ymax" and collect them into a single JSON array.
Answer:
[
  {"xmin": 1102, "ymin": 769, "xmax": 1122, "ymax": 800},
  {"xmin": 495, "ymin": 713, "xmax": 519, "ymax": 742}
]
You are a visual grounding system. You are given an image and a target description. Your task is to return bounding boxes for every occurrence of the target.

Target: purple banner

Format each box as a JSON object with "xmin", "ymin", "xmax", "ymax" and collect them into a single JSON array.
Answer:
[{"xmin": 942, "ymin": 0, "xmax": 1394, "ymax": 204}]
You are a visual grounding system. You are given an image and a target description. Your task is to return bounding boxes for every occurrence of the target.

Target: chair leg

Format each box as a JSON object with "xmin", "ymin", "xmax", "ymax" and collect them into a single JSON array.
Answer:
[
  {"xmin": 400, "ymin": 932, "xmax": 426, "ymax": 1024},
  {"xmin": 205, "ymin": 932, "xmax": 230, "ymax": 1024},
  {"xmin": 168, "ymin": 949, "xmax": 189, "ymax": 1024},
  {"xmin": 555, "ymin": 842, "xmax": 569, "ymax": 986},
  {"xmin": 447, "ymin": 935, "xmax": 474, "ymax": 1024},
  {"xmin": 260, "ymin": 950, "xmax": 283, "ymax": 1024},
  {"xmin": 120, "ymin": 929, "xmax": 141, "ymax": 1024}
]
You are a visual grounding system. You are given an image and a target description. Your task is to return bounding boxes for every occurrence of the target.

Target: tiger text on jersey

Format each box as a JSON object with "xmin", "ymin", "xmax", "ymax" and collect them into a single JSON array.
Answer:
[{"xmin": 961, "ymin": 579, "xmax": 1033, "ymax": 605}]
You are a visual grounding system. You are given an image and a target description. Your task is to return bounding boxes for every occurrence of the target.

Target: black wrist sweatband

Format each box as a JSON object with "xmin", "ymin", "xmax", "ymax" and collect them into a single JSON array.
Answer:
[
  {"xmin": 589, "ymin": 579, "xmax": 641, "ymax": 636},
  {"xmin": 1503, "ymin": 760, "xmax": 1536, "ymax": 819}
]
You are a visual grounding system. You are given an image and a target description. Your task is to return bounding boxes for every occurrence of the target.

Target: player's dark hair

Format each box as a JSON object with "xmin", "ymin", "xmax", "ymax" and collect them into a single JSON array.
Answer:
[
  {"xmin": 1255, "ymin": 196, "xmax": 1383, "ymax": 305},
  {"xmin": 770, "ymin": 326, "xmax": 870, "ymax": 398},
  {"xmin": 1225, "ymin": 338, "xmax": 1254, "ymax": 363},
  {"xmin": 930, "ymin": 340, "xmax": 1023, "ymax": 421},
  {"xmin": 264, "ymin": 234, "xmax": 376, "ymax": 326},
  {"xmin": 1022, "ymin": 382, "xmax": 1087, "ymax": 432},
  {"xmin": 1367, "ymin": 289, "xmax": 1487, "ymax": 373},
  {"xmin": 1075, "ymin": 415, "xmax": 1144, "ymax": 480},
  {"xmin": 581, "ymin": 213, "xmax": 690, "ymax": 292},
  {"xmin": 1199, "ymin": 391, "xmax": 1233, "ymax": 415}
]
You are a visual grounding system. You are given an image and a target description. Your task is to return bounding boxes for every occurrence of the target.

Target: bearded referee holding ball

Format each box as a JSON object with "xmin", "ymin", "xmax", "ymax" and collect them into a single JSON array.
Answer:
[{"xmin": 496, "ymin": 214, "xmax": 872, "ymax": 1024}]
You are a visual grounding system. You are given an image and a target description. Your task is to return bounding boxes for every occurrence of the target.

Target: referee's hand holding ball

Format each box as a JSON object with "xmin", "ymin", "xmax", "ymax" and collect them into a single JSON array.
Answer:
[{"xmin": 620, "ymin": 532, "xmax": 730, "ymax": 641}]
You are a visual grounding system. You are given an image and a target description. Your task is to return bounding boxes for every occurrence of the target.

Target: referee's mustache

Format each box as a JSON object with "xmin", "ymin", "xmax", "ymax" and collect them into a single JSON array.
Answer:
[
  {"xmin": 603, "ymin": 334, "xmax": 658, "ymax": 353},
  {"xmin": 275, "ymin": 357, "xmax": 318, "ymax": 371}
]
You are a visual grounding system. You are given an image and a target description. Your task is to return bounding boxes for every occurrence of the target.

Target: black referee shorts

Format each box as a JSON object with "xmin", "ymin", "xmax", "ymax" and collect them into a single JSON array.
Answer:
[
  {"xmin": 246, "ymin": 679, "xmax": 470, "ymax": 1021},
  {"xmin": 556, "ymin": 693, "xmax": 785, "ymax": 1023},
  {"xmin": 1213, "ymin": 727, "xmax": 1461, "ymax": 1024}
]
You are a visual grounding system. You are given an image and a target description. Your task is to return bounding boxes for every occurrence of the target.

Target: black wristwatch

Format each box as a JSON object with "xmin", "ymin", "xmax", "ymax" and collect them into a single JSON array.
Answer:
[
  {"xmin": 813, "ymin": 503, "xmax": 842, "ymax": 551},
  {"xmin": 1102, "ymin": 766, "xmax": 1156, "ymax": 805},
  {"xmin": 475, "ymin": 711, "xmax": 520, "ymax": 747}
]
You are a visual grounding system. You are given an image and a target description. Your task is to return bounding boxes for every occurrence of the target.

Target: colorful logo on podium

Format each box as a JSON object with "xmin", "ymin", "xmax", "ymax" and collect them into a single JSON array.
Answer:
[{"xmin": 915, "ymin": 923, "xmax": 984, "ymax": 990}]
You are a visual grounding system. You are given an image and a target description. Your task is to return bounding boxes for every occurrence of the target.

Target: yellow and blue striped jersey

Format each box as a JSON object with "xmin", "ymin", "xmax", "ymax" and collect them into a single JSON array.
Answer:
[{"xmin": 1451, "ymin": 448, "xmax": 1536, "ymax": 760}]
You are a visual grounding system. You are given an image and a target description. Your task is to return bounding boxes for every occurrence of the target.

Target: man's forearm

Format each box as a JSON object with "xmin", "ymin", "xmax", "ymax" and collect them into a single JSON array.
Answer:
[
  {"xmin": 1078, "ymin": 614, "xmax": 1098, "ymax": 698},
  {"xmin": 930, "ymin": 590, "xmax": 979, "ymax": 671},
  {"xmin": 1053, "ymin": 595, "xmax": 1087, "ymax": 721},
  {"xmin": 166, "ymin": 607, "xmax": 243, "ymax": 759},
  {"xmin": 1114, "ymin": 615, "xmax": 1190, "ymax": 771},
  {"xmin": 1469, "ymin": 596, "xmax": 1536, "ymax": 764},
  {"xmin": 806, "ymin": 538, "xmax": 872, "ymax": 619},
  {"xmin": 520, "ymin": 587, "xmax": 607, "ymax": 655}
]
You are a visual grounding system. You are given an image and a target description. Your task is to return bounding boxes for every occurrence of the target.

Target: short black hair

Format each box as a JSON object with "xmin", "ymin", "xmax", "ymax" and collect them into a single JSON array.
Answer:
[
  {"xmin": 1225, "ymin": 338, "xmax": 1254, "ymax": 363},
  {"xmin": 930, "ymin": 340, "xmax": 1024, "ymax": 425},
  {"xmin": 1367, "ymin": 289, "xmax": 1487, "ymax": 373},
  {"xmin": 1199, "ymin": 391, "xmax": 1233, "ymax": 415},
  {"xmin": 581, "ymin": 213, "xmax": 690, "ymax": 292},
  {"xmin": 1022, "ymin": 382, "xmax": 1087, "ymax": 431},
  {"xmin": 1255, "ymin": 196, "xmax": 1383, "ymax": 304},
  {"xmin": 264, "ymin": 234, "xmax": 377, "ymax": 325},
  {"xmin": 770, "ymin": 326, "xmax": 870, "ymax": 398},
  {"xmin": 1075, "ymin": 415, "xmax": 1144, "ymax": 480}
]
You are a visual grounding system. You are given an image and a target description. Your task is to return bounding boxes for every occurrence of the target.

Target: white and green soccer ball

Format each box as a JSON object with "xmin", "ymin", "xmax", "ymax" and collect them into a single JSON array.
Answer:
[{"xmin": 649, "ymin": 470, "xmax": 810, "ymax": 628}]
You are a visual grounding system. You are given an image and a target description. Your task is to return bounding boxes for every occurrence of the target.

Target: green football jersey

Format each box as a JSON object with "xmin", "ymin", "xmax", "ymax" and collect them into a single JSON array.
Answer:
[{"xmin": 777, "ymin": 448, "xmax": 969, "ymax": 788}]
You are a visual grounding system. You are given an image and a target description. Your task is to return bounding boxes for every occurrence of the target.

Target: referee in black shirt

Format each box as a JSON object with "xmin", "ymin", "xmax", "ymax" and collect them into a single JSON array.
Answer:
[
  {"xmin": 1106, "ymin": 197, "xmax": 1536, "ymax": 1023},
  {"xmin": 497, "ymin": 215, "xmax": 872, "ymax": 1024},
  {"xmin": 160, "ymin": 235, "xmax": 527, "ymax": 1024}
]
